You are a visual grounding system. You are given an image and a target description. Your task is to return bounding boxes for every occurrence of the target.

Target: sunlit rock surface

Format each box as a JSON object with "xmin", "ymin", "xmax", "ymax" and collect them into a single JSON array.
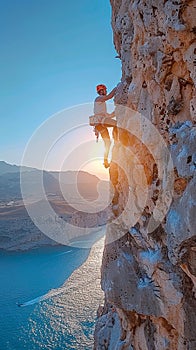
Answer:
[{"xmin": 94, "ymin": 1, "xmax": 196, "ymax": 349}]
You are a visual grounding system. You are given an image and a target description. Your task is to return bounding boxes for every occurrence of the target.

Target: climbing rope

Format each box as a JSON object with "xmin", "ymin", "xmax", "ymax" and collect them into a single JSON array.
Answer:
[{"xmin": 93, "ymin": 126, "xmax": 99, "ymax": 143}]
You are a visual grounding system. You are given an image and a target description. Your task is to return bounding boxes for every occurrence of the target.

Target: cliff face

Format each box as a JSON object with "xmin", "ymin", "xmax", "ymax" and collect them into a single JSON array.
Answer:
[{"xmin": 94, "ymin": 1, "xmax": 196, "ymax": 349}]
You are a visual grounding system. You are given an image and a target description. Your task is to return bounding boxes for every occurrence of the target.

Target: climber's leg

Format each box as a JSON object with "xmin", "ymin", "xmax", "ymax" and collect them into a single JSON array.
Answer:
[
  {"xmin": 112, "ymin": 126, "xmax": 118, "ymax": 140},
  {"xmin": 96, "ymin": 125, "xmax": 111, "ymax": 168},
  {"xmin": 103, "ymin": 138, "xmax": 111, "ymax": 168}
]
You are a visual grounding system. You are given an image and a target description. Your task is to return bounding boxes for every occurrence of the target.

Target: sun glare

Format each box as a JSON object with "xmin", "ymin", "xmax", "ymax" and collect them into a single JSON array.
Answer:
[{"xmin": 82, "ymin": 159, "xmax": 110, "ymax": 181}]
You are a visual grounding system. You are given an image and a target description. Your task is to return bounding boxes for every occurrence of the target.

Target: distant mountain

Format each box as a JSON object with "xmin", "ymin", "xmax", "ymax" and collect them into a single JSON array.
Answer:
[
  {"xmin": 51, "ymin": 171, "xmax": 99, "ymax": 184},
  {"xmin": 0, "ymin": 162, "xmax": 109, "ymax": 251},
  {"xmin": 0, "ymin": 161, "xmax": 101, "ymax": 202},
  {"xmin": 0, "ymin": 161, "xmax": 34, "ymax": 175},
  {"xmin": 0, "ymin": 161, "xmax": 20, "ymax": 175}
]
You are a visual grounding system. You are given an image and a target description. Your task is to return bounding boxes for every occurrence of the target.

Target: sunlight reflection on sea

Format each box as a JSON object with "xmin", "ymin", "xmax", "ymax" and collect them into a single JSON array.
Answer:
[{"xmin": 21, "ymin": 237, "xmax": 105, "ymax": 349}]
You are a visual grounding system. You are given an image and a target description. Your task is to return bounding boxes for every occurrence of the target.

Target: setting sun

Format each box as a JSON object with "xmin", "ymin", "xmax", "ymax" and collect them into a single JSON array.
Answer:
[{"xmin": 81, "ymin": 158, "xmax": 110, "ymax": 181}]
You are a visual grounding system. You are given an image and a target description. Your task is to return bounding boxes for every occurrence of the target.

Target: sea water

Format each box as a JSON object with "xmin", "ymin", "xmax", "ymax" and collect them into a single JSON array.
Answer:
[{"xmin": 0, "ymin": 236, "xmax": 104, "ymax": 350}]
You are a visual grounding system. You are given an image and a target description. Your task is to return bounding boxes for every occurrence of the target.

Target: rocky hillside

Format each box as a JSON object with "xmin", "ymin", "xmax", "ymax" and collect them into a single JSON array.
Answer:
[
  {"xmin": 94, "ymin": 1, "xmax": 196, "ymax": 349},
  {"xmin": 0, "ymin": 161, "xmax": 100, "ymax": 202},
  {"xmin": 0, "ymin": 162, "xmax": 108, "ymax": 251}
]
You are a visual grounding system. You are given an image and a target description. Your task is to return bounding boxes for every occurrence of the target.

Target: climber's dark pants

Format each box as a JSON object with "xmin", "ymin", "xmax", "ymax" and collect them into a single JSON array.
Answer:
[{"xmin": 96, "ymin": 124, "xmax": 111, "ymax": 160}]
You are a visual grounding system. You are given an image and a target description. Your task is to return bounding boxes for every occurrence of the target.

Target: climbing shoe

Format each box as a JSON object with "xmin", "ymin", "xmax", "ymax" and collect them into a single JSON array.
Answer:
[{"xmin": 103, "ymin": 159, "xmax": 110, "ymax": 168}]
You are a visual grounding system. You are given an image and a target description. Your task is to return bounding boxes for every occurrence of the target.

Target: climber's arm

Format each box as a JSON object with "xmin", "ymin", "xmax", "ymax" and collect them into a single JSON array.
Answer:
[
  {"xmin": 111, "ymin": 111, "xmax": 115, "ymax": 118},
  {"xmin": 106, "ymin": 111, "xmax": 115, "ymax": 118},
  {"xmin": 97, "ymin": 87, "xmax": 117, "ymax": 102}
]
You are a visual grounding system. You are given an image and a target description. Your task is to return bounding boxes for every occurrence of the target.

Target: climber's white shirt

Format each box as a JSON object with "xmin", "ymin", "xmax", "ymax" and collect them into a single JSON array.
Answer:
[{"xmin": 94, "ymin": 100, "xmax": 107, "ymax": 116}]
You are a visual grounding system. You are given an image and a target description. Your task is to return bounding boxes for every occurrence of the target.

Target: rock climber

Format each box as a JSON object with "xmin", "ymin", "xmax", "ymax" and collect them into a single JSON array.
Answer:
[{"xmin": 93, "ymin": 84, "xmax": 116, "ymax": 168}]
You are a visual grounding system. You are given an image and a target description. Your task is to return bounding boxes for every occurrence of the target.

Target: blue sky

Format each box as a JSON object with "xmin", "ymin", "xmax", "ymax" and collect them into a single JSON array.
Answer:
[{"xmin": 0, "ymin": 0, "xmax": 121, "ymax": 167}]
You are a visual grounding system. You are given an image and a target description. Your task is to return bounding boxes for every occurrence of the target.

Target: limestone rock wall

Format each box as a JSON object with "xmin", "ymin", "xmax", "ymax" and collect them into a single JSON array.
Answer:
[{"xmin": 94, "ymin": 1, "xmax": 196, "ymax": 349}]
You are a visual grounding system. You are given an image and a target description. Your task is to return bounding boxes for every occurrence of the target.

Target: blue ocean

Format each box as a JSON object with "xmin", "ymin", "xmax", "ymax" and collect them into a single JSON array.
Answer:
[{"xmin": 0, "ymin": 237, "xmax": 104, "ymax": 350}]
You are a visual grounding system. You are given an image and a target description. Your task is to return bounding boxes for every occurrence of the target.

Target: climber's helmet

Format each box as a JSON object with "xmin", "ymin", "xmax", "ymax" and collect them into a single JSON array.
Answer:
[{"xmin": 96, "ymin": 84, "xmax": 107, "ymax": 95}]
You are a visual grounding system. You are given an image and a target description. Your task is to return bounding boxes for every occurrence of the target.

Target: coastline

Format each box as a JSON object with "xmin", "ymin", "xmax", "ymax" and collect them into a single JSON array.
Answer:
[
  {"xmin": 23, "ymin": 235, "xmax": 105, "ymax": 349},
  {"xmin": 0, "ymin": 228, "xmax": 105, "ymax": 349},
  {"xmin": 0, "ymin": 225, "xmax": 105, "ymax": 252}
]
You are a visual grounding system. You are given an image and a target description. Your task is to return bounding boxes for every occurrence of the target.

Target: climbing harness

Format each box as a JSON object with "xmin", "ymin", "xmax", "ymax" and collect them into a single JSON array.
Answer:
[{"xmin": 89, "ymin": 115, "xmax": 117, "ymax": 143}]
